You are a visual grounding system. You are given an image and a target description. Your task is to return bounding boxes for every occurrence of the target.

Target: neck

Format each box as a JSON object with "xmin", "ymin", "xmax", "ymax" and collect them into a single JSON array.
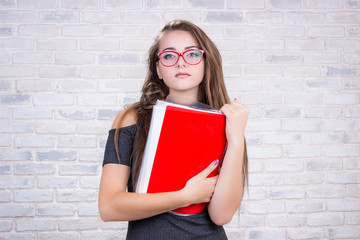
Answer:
[{"xmin": 166, "ymin": 92, "xmax": 198, "ymax": 106}]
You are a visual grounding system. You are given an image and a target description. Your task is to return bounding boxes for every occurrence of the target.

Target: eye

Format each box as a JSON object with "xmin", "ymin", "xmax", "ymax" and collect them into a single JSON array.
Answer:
[
  {"xmin": 161, "ymin": 52, "xmax": 176, "ymax": 60},
  {"xmin": 187, "ymin": 50, "xmax": 201, "ymax": 58}
]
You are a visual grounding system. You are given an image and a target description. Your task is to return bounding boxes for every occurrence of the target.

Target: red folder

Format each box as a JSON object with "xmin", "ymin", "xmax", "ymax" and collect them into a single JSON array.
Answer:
[{"xmin": 136, "ymin": 100, "xmax": 227, "ymax": 215}]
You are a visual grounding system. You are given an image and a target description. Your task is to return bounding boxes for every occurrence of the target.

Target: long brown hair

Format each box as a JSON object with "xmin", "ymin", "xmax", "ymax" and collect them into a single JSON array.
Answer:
[{"xmin": 115, "ymin": 20, "xmax": 248, "ymax": 190}]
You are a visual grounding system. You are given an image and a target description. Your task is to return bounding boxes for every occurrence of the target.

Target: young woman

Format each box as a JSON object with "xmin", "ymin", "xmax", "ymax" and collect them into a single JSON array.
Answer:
[{"xmin": 99, "ymin": 20, "xmax": 249, "ymax": 239}]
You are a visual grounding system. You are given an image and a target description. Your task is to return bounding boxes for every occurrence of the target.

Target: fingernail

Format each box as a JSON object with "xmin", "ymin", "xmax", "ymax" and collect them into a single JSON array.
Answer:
[{"xmin": 213, "ymin": 159, "xmax": 219, "ymax": 166}]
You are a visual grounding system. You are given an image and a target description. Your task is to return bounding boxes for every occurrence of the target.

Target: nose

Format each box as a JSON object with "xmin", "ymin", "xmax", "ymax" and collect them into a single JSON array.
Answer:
[{"xmin": 177, "ymin": 55, "xmax": 186, "ymax": 67}]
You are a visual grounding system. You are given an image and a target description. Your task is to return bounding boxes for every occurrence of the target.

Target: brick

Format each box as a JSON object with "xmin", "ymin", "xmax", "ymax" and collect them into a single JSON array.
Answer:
[
  {"xmin": 18, "ymin": 24, "xmax": 59, "ymax": 36},
  {"xmin": 0, "ymin": 135, "xmax": 11, "ymax": 146},
  {"xmin": 323, "ymin": 120, "xmax": 357, "ymax": 131},
  {"xmin": 0, "ymin": 66, "xmax": 36, "ymax": 77},
  {"xmin": 263, "ymin": 133, "xmax": 301, "ymax": 145},
  {"xmin": 80, "ymin": 39, "xmax": 120, "ymax": 51},
  {"xmin": 249, "ymin": 229, "xmax": 286, "ymax": 240},
  {"xmin": 77, "ymin": 94, "xmax": 118, "ymax": 106},
  {"xmin": 38, "ymin": 233, "xmax": 79, "ymax": 240},
  {"xmin": 59, "ymin": 164, "xmax": 98, "ymax": 175},
  {"xmin": 306, "ymin": 158, "xmax": 343, "ymax": 171},
  {"xmin": 119, "ymin": 65, "xmax": 147, "ymax": 78},
  {"xmin": 247, "ymin": 202, "xmax": 285, "ymax": 214},
  {"xmin": 13, "ymin": 107, "xmax": 53, "ymax": 119},
  {"xmin": 284, "ymin": 119, "xmax": 321, "ymax": 131},
  {"xmin": 80, "ymin": 176, "xmax": 101, "ymax": 188},
  {"xmin": 344, "ymin": 132, "xmax": 360, "ymax": 143},
  {"xmin": 303, "ymin": 133, "xmax": 341, "ymax": 144},
  {"xmin": 326, "ymin": 39, "xmax": 360, "ymax": 50},
  {"xmin": 13, "ymin": 52, "xmax": 52, "ymax": 64},
  {"xmin": 264, "ymin": 106, "xmax": 301, "ymax": 118},
  {"xmin": 222, "ymin": 52, "xmax": 261, "ymax": 65},
  {"xmin": 246, "ymin": 39, "xmax": 284, "ymax": 50},
  {"xmin": 268, "ymin": 215, "xmax": 306, "ymax": 226},
  {"xmin": 0, "ymin": 26, "xmax": 13, "ymax": 36},
  {"xmin": 303, "ymin": 52, "xmax": 340, "ymax": 63},
  {"xmin": 16, "ymin": 79, "xmax": 58, "ymax": 92},
  {"xmin": 61, "ymin": 0, "xmax": 101, "ymax": 9},
  {"xmin": 228, "ymin": 0, "xmax": 265, "ymax": 9},
  {"xmin": 77, "ymin": 122, "xmax": 109, "ymax": 134},
  {"xmin": 243, "ymin": 187, "xmax": 266, "ymax": 199},
  {"xmin": 250, "ymin": 173, "xmax": 283, "ymax": 186},
  {"xmin": 37, "ymin": 176, "xmax": 77, "ymax": 188},
  {"xmin": 205, "ymin": 12, "xmax": 243, "ymax": 23},
  {"xmin": 266, "ymin": 159, "xmax": 303, "ymax": 172},
  {"xmin": 268, "ymin": 25, "xmax": 305, "ymax": 37},
  {"xmin": 308, "ymin": 26, "xmax": 345, "ymax": 37},
  {"xmin": 81, "ymin": 232, "xmax": 126, "ymax": 240},
  {"xmin": 59, "ymin": 79, "xmax": 97, "ymax": 93},
  {"xmin": 14, "ymin": 163, "xmax": 55, "ymax": 175},
  {"xmin": 246, "ymin": 119, "xmax": 281, "ymax": 131},
  {"xmin": 0, "ymin": 190, "xmax": 11, "ymax": 201},
  {"xmin": 265, "ymin": 79, "xmax": 303, "ymax": 91},
  {"xmin": 14, "ymin": 136, "xmax": 55, "ymax": 148},
  {"xmin": 326, "ymin": 172, "xmax": 359, "ymax": 183},
  {"xmin": 226, "ymin": 79, "xmax": 263, "ymax": 92},
  {"xmin": 146, "ymin": 0, "xmax": 183, "ymax": 8},
  {"xmin": 346, "ymin": 212, "xmax": 360, "ymax": 225},
  {"xmin": 0, "ymin": 164, "xmax": 11, "ymax": 174},
  {"xmin": 36, "ymin": 204, "xmax": 75, "ymax": 216},
  {"xmin": 286, "ymin": 200, "xmax": 325, "ymax": 213},
  {"xmin": 239, "ymin": 215, "xmax": 264, "ymax": 227},
  {"xmin": 246, "ymin": 11, "xmax": 284, "ymax": 24},
  {"xmin": 307, "ymin": 186, "xmax": 345, "ymax": 198},
  {"xmin": 307, "ymin": 213, "xmax": 344, "ymax": 226},
  {"xmin": 244, "ymin": 65, "xmax": 282, "ymax": 76},
  {"xmin": 0, "ymin": 204, "xmax": 33, "ymax": 217},
  {"xmin": 78, "ymin": 204, "xmax": 100, "ymax": 216},
  {"xmin": 0, "ymin": 150, "xmax": 32, "ymax": 161},
  {"xmin": 123, "ymin": 12, "xmax": 162, "ymax": 24},
  {"xmin": 0, "ymin": 220, "xmax": 12, "ymax": 231},
  {"xmin": 79, "ymin": 149, "xmax": 106, "ymax": 162},
  {"xmin": 226, "ymin": 25, "xmax": 265, "ymax": 38},
  {"xmin": 324, "ymin": 93, "xmax": 359, "ymax": 104},
  {"xmin": 284, "ymin": 65, "xmax": 321, "ymax": 77},
  {"xmin": 269, "ymin": 187, "xmax": 305, "ymax": 199},
  {"xmin": 58, "ymin": 136, "xmax": 97, "ymax": 148},
  {"xmin": 269, "ymin": 0, "xmax": 303, "ymax": 8},
  {"xmin": 102, "ymin": 25, "xmax": 142, "ymax": 37},
  {"xmin": 0, "ymin": 10, "xmax": 37, "ymax": 22},
  {"xmin": 264, "ymin": 53, "xmax": 301, "ymax": 64},
  {"xmin": 288, "ymin": 39, "xmax": 324, "ymax": 50},
  {"xmin": 326, "ymin": 66, "xmax": 357, "ymax": 77},
  {"xmin": 99, "ymin": 53, "xmax": 138, "ymax": 65},
  {"xmin": 344, "ymin": 158, "xmax": 360, "ymax": 170},
  {"xmin": 327, "ymin": 228, "xmax": 360, "ymax": 239},
  {"xmin": 306, "ymin": 0, "xmax": 343, "ymax": 8},
  {"xmin": 40, "ymin": 11, "xmax": 79, "ymax": 23},
  {"xmin": 37, "ymin": 150, "xmax": 77, "ymax": 161},
  {"xmin": 80, "ymin": 66, "xmax": 119, "ymax": 79},
  {"xmin": 17, "ymin": 0, "xmax": 57, "ymax": 8},
  {"xmin": 16, "ymin": 219, "xmax": 56, "ymax": 231},
  {"xmin": 326, "ymin": 11, "xmax": 360, "ymax": 23},
  {"xmin": 284, "ymin": 93, "xmax": 321, "ymax": 104},
  {"xmin": 0, "ymin": 0, "xmax": 15, "ymax": 7},
  {"xmin": 0, "ymin": 121, "xmax": 33, "ymax": 133},
  {"xmin": 104, "ymin": 0, "xmax": 142, "ymax": 9},
  {"xmin": 83, "ymin": 11, "xmax": 121, "ymax": 24},
  {"xmin": 0, "ymin": 94, "xmax": 31, "ymax": 105},
  {"xmin": 55, "ymin": 108, "xmax": 95, "ymax": 120},
  {"xmin": 56, "ymin": 190, "xmax": 98, "ymax": 202},
  {"xmin": 187, "ymin": 0, "xmax": 223, "ymax": 8},
  {"xmin": 164, "ymin": 12, "xmax": 202, "ymax": 22},
  {"xmin": 97, "ymin": 109, "xmax": 118, "ymax": 120},
  {"xmin": 305, "ymin": 79, "xmax": 342, "ymax": 91},
  {"xmin": 285, "ymin": 173, "xmax": 324, "ymax": 185},
  {"xmin": 349, "ymin": 25, "xmax": 360, "ymax": 37},
  {"xmin": 327, "ymin": 200, "xmax": 360, "ymax": 211},
  {"xmin": 55, "ymin": 53, "xmax": 95, "ymax": 65},
  {"xmin": 14, "ymin": 190, "xmax": 52, "ymax": 202},
  {"xmin": 37, "ymin": 39, "xmax": 77, "ymax": 51},
  {"xmin": 284, "ymin": 145, "xmax": 322, "ymax": 157},
  {"xmin": 62, "ymin": 25, "xmax": 100, "ymax": 37},
  {"xmin": 34, "ymin": 94, "xmax": 74, "ymax": 106},
  {"xmin": 247, "ymin": 146, "xmax": 282, "ymax": 158},
  {"xmin": 285, "ymin": 11, "xmax": 324, "ymax": 24},
  {"xmin": 38, "ymin": 66, "xmax": 77, "ymax": 78},
  {"xmin": 58, "ymin": 219, "xmax": 98, "ymax": 230},
  {"xmin": 288, "ymin": 228, "xmax": 324, "ymax": 239},
  {"xmin": 0, "ymin": 53, "xmax": 11, "ymax": 64},
  {"xmin": 0, "ymin": 38, "xmax": 33, "ymax": 50},
  {"xmin": 99, "ymin": 79, "xmax": 141, "ymax": 92},
  {"xmin": 344, "ymin": 52, "xmax": 360, "ymax": 64}
]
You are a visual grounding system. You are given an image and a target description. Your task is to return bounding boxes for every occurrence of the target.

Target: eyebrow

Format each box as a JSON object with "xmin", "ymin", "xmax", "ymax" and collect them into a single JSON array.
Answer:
[{"xmin": 161, "ymin": 45, "xmax": 199, "ymax": 52}]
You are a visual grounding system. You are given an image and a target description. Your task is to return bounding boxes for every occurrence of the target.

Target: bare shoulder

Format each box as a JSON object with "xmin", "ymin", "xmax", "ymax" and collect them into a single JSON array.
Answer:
[{"xmin": 111, "ymin": 109, "xmax": 137, "ymax": 129}]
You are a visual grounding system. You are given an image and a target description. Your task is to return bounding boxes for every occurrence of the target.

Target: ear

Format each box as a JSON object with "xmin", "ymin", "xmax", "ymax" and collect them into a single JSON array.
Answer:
[{"xmin": 156, "ymin": 62, "xmax": 162, "ymax": 79}]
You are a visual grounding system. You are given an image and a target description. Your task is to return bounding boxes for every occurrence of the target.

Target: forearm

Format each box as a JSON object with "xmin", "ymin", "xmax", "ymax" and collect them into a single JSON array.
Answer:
[
  {"xmin": 99, "ymin": 190, "xmax": 189, "ymax": 222},
  {"xmin": 207, "ymin": 141, "xmax": 244, "ymax": 225}
]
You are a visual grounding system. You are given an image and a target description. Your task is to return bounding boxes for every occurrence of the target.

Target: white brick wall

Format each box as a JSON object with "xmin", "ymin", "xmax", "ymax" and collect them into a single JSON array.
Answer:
[{"xmin": 1, "ymin": 0, "xmax": 359, "ymax": 239}]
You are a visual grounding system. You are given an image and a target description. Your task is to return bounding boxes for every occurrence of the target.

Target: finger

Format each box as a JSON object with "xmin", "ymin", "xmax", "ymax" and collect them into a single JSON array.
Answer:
[{"xmin": 198, "ymin": 160, "xmax": 220, "ymax": 179}]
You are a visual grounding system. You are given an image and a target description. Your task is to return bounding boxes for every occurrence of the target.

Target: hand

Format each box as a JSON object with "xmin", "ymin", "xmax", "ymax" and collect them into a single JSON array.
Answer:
[
  {"xmin": 220, "ymin": 99, "xmax": 249, "ymax": 147},
  {"xmin": 180, "ymin": 160, "xmax": 219, "ymax": 205}
]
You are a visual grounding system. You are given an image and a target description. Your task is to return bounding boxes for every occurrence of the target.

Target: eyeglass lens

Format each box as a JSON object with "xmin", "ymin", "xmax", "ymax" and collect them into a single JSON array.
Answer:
[{"xmin": 159, "ymin": 49, "xmax": 203, "ymax": 67}]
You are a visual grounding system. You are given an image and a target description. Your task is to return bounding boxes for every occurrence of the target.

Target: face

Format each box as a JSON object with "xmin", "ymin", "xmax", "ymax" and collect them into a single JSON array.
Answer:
[{"xmin": 156, "ymin": 30, "xmax": 205, "ymax": 100}]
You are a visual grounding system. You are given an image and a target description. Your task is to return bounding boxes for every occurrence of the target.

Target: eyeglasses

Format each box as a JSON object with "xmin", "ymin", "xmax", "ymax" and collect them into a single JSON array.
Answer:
[{"xmin": 157, "ymin": 49, "xmax": 205, "ymax": 67}]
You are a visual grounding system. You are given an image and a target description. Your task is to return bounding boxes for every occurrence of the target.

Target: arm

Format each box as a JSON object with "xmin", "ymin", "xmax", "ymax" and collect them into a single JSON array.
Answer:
[
  {"xmin": 207, "ymin": 99, "xmax": 248, "ymax": 225},
  {"xmin": 98, "ymin": 110, "xmax": 219, "ymax": 222}
]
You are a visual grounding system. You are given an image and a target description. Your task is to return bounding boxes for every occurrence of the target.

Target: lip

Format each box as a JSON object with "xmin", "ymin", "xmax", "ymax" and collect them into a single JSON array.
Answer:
[{"xmin": 175, "ymin": 72, "xmax": 191, "ymax": 78}]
